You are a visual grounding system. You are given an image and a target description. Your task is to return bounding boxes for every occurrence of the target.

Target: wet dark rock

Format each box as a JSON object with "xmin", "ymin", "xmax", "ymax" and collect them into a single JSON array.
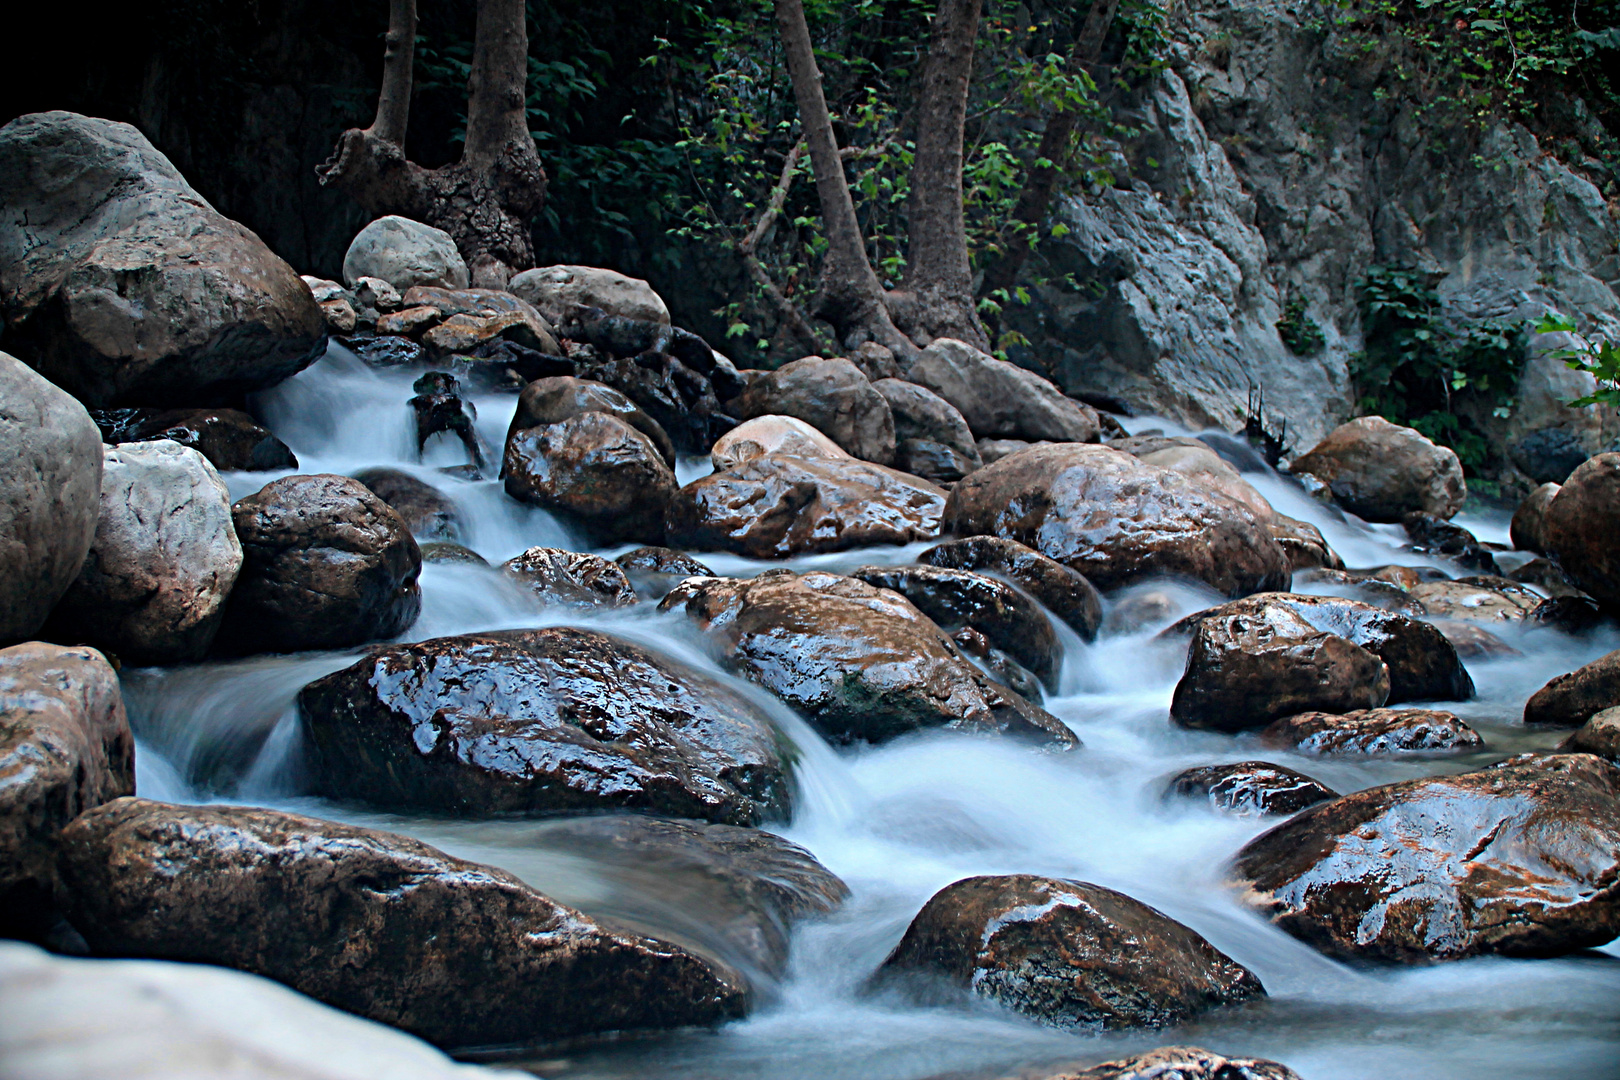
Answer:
[
  {"xmin": 894, "ymin": 439, "xmax": 980, "ymax": 484},
  {"xmin": 1261, "ymin": 708, "xmax": 1483, "ymax": 755},
  {"xmin": 1524, "ymin": 648, "xmax": 1620, "ymax": 727},
  {"xmin": 397, "ymin": 286, "xmax": 560, "ymax": 358},
  {"xmin": 455, "ymin": 338, "xmax": 575, "ymax": 390},
  {"xmin": 665, "ymin": 453, "xmax": 945, "ymax": 559},
  {"xmin": 90, "ymin": 407, "xmax": 297, "ymax": 472},
  {"xmin": 905, "ymin": 339, "xmax": 1101, "ymax": 444},
  {"xmin": 506, "ymin": 376, "xmax": 675, "ymax": 467},
  {"xmin": 1510, "ymin": 482, "xmax": 1560, "ymax": 554},
  {"xmin": 351, "ymin": 467, "xmax": 463, "ymax": 542},
  {"xmin": 1287, "ymin": 416, "xmax": 1465, "ymax": 522},
  {"xmin": 1511, "ymin": 427, "xmax": 1589, "ymax": 484},
  {"xmin": 1164, "ymin": 761, "xmax": 1338, "ymax": 817},
  {"xmin": 502, "ymin": 547, "xmax": 638, "ymax": 609},
  {"xmin": 576, "ymin": 349, "xmax": 732, "ymax": 455},
  {"xmin": 1426, "ymin": 619, "xmax": 1519, "ymax": 659},
  {"xmin": 850, "ymin": 564, "xmax": 1061, "ymax": 690},
  {"xmin": 875, "ymin": 874, "xmax": 1264, "ymax": 1029},
  {"xmin": 418, "ymin": 541, "xmax": 487, "ymax": 566},
  {"xmin": 1231, "ymin": 753, "xmax": 1620, "ymax": 962},
  {"xmin": 1557, "ymin": 707, "xmax": 1620, "ymax": 762},
  {"xmin": 871, "ymin": 378, "xmax": 981, "ymax": 473},
  {"xmin": 409, "ymin": 371, "xmax": 485, "ymax": 469},
  {"xmin": 56, "ymin": 797, "xmax": 749, "ymax": 1048},
  {"xmin": 1291, "ymin": 568, "xmax": 1426, "ymax": 616},
  {"xmin": 1545, "ymin": 454, "xmax": 1620, "ymax": 609},
  {"xmin": 504, "ymin": 413, "xmax": 677, "ymax": 546},
  {"xmin": 918, "ymin": 536, "xmax": 1103, "ymax": 642},
  {"xmin": 1530, "ymin": 594, "xmax": 1605, "ymax": 634},
  {"xmin": 950, "ymin": 626, "xmax": 1046, "ymax": 702},
  {"xmin": 1017, "ymin": 1046, "xmax": 1304, "ymax": 1080},
  {"xmin": 614, "ymin": 547, "xmax": 714, "ymax": 601},
  {"xmin": 726, "ymin": 357, "xmax": 895, "ymax": 465},
  {"xmin": 944, "ymin": 443, "xmax": 1289, "ymax": 597},
  {"xmin": 342, "ymin": 334, "xmax": 427, "ymax": 369},
  {"xmin": 1509, "ymin": 556, "xmax": 1585, "ymax": 598},
  {"xmin": 660, "ymin": 571, "xmax": 1076, "ymax": 748},
  {"xmin": 217, "ymin": 474, "xmax": 422, "ymax": 654},
  {"xmin": 1102, "ymin": 591, "xmax": 1180, "ymax": 635},
  {"xmin": 298, "ymin": 627, "xmax": 789, "ymax": 824},
  {"xmin": 1402, "ymin": 513, "xmax": 1499, "ymax": 574},
  {"xmin": 1269, "ymin": 515, "xmax": 1344, "ymax": 572}
]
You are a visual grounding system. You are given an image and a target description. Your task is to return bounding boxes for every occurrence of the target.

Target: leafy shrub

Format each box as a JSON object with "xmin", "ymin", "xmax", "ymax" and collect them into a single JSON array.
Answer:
[
  {"xmin": 1537, "ymin": 312, "xmax": 1620, "ymax": 407},
  {"xmin": 1276, "ymin": 294, "xmax": 1325, "ymax": 355}
]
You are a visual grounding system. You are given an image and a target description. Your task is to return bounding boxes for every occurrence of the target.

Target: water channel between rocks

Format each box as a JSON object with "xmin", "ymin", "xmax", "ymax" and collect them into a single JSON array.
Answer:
[{"xmin": 124, "ymin": 344, "xmax": 1620, "ymax": 1080}]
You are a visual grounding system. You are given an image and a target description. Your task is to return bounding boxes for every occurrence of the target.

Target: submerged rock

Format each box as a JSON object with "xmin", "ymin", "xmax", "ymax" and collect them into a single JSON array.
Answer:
[
  {"xmin": 1523, "ymin": 648, "xmax": 1620, "ymax": 727},
  {"xmin": 1231, "ymin": 754, "xmax": 1620, "ymax": 962},
  {"xmin": 1164, "ymin": 761, "xmax": 1338, "ymax": 817},
  {"xmin": 1018, "ymin": 1046, "xmax": 1303, "ymax": 1080},
  {"xmin": 419, "ymin": 541, "xmax": 488, "ymax": 566},
  {"xmin": 504, "ymin": 413, "xmax": 677, "ymax": 546},
  {"xmin": 1287, "ymin": 416, "xmax": 1465, "ymax": 522},
  {"xmin": 726, "ymin": 357, "xmax": 895, "ymax": 464},
  {"xmin": 1261, "ymin": 708, "xmax": 1483, "ymax": 755},
  {"xmin": 351, "ymin": 467, "xmax": 464, "ymax": 543},
  {"xmin": 501, "ymin": 547, "xmax": 638, "ymax": 609},
  {"xmin": 298, "ymin": 627, "xmax": 789, "ymax": 824},
  {"xmin": 918, "ymin": 535, "xmax": 1103, "ymax": 641},
  {"xmin": 56, "ymin": 798, "xmax": 748, "ymax": 1049},
  {"xmin": 1545, "ymin": 453, "xmax": 1620, "ymax": 609},
  {"xmin": 875, "ymin": 874, "xmax": 1264, "ymax": 1029},
  {"xmin": 89, "ymin": 406, "xmax": 297, "ymax": 473}
]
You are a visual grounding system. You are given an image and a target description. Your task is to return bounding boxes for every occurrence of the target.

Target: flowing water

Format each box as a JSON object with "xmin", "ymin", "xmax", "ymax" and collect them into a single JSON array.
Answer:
[{"xmin": 125, "ymin": 345, "xmax": 1620, "ymax": 1080}]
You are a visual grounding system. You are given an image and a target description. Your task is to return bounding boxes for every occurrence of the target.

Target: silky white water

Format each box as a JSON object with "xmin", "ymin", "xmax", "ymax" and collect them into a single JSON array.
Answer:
[{"xmin": 124, "ymin": 348, "xmax": 1620, "ymax": 1080}]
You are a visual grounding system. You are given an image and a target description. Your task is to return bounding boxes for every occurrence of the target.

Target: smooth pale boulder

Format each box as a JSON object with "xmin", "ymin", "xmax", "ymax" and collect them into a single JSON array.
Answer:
[
  {"xmin": 1524, "ymin": 647, "xmax": 1620, "ymax": 727},
  {"xmin": 661, "ymin": 571, "xmax": 1076, "ymax": 747},
  {"xmin": 1544, "ymin": 453, "xmax": 1620, "ymax": 608},
  {"xmin": 504, "ymin": 413, "xmax": 677, "ymax": 546},
  {"xmin": 725, "ymin": 357, "xmax": 896, "ymax": 464},
  {"xmin": 1288, "ymin": 416, "xmax": 1465, "ymax": 522},
  {"xmin": 342, "ymin": 216, "xmax": 469, "ymax": 291},
  {"xmin": 90, "ymin": 406, "xmax": 297, "ymax": 472},
  {"xmin": 666, "ymin": 452, "xmax": 945, "ymax": 558},
  {"xmin": 55, "ymin": 798, "xmax": 749, "ymax": 1049},
  {"xmin": 918, "ymin": 535, "xmax": 1103, "ymax": 641},
  {"xmin": 502, "ymin": 547, "xmax": 638, "ymax": 609},
  {"xmin": 1231, "ymin": 754, "xmax": 1620, "ymax": 962},
  {"xmin": 944, "ymin": 443, "xmax": 1290, "ymax": 597},
  {"xmin": 0, "ymin": 643, "xmax": 132, "ymax": 935},
  {"xmin": 508, "ymin": 264, "xmax": 670, "ymax": 324},
  {"xmin": 1261, "ymin": 708, "xmax": 1483, "ymax": 755},
  {"xmin": 1510, "ymin": 481, "xmax": 1560, "ymax": 554},
  {"xmin": 298, "ymin": 627, "xmax": 789, "ymax": 824},
  {"xmin": 1165, "ymin": 761, "xmax": 1338, "ymax": 817},
  {"xmin": 875, "ymin": 874, "xmax": 1264, "ymax": 1029},
  {"xmin": 0, "ymin": 112, "xmax": 324, "ymax": 406},
  {"xmin": 0, "ymin": 354, "xmax": 103, "ymax": 642},
  {"xmin": 710, "ymin": 415, "xmax": 849, "ymax": 471},
  {"xmin": 905, "ymin": 338, "xmax": 1101, "ymax": 444},
  {"xmin": 506, "ymin": 376, "xmax": 675, "ymax": 467},
  {"xmin": 48, "ymin": 441, "xmax": 243, "ymax": 664}
]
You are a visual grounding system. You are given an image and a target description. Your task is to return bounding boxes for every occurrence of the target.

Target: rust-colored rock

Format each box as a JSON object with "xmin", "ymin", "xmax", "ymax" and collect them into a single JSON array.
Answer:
[
  {"xmin": 504, "ymin": 412, "xmax": 677, "ymax": 546},
  {"xmin": 1262, "ymin": 708, "xmax": 1483, "ymax": 755},
  {"xmin": 1288, "ymin": 416, "xmax": 1465, "ymax": 522},
  {"xmin": 1545, "ymin": 453, "xmax": 1620, "ymax": 609},
  {"xmin": 507, "ymin": 375, "xmax": 675, "ymax": 467},
  {"xmin": 918, "ymin": 535, "xmax": 1103, "ymax": 641},
  {"xmin": 1524, "ymin": 647, "xmax": 1620, "ymax": 727},
  {"xmin": 1164, "ymin": 761, "xmax": 1338, "ymax": 817}
]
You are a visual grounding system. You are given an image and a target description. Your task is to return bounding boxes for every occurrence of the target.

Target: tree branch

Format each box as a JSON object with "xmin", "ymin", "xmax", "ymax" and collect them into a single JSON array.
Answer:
[{"xmin": 737, "ymin": 139, "xmax": 827, "ymax": 353}]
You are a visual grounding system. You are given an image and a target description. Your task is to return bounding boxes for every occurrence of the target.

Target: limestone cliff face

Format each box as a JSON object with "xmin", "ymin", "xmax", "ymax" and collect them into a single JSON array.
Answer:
[{"xmin": 1014, "ymin": 0, "xmax": 1620, "ymax": 454}]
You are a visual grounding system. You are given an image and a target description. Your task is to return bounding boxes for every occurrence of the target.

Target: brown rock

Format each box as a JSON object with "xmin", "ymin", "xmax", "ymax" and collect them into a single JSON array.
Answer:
[
  {"xmin": 977, "ymin": 437, "xmax": 1032, "ymax": 464},
  {"xmin": 399, "ymin": 285, "xmax": 561, "ymax": 356},
  {"xmin": 376, "ymin": 305, "xmax": 442, "ymax": 336},
  {"xmin": 1524, "ymin": 648, "xmax": 1620, "ymax": 727},
  {"xmin": 1165, "ymin": 761, "xmax": 1338, "ymax": 817},
  {"xmin": 90, "ymin": 406, "xmax": 297, "ymax": 472},
  {"xmin": 1427, "ymin": 618, "xmax": 1519, "ymax": 659},
  {"xmin": 614, "ymin": 546, "xmax": 715, "ymax": 601},
  {"xmin": 502, "ymin": 547, "xmax": 638, "ymax": 609},
  {"xmin": 1545, "ymin": 453, "xmax": 1620, "ymax": 608},
  {"xmin": 1409, "ymin": 579, "xmax": 1541, "ymax": 623},
  {"xmin": 1269, "ymin": 515, "xmax": 1344, "ymax": 571},
  {"xmin": 351, "ymin": 467, "xmax": 464, "ymax": 543},
  {"xmin": 507, "ymin": 375, "xmax": 675, "ymax": 467},
  {"xmin": 710, "ymin": 415, "xmax": 849, "ymax": 471},
  {"xmin": 726, "ymin": 356, "xmax": 896, "ymax": 464},
  {"xmin": 918, "ymin": 535, "xmax": 1103, "ymax": 641},
  {"xmin": 504, "ymin": 412, "xmax": 676, "ymax": 546},
  {"xmin": 1558, "ymin": 706, "xmax": 1620, "ymax": 761},
  {"xmin": 1288, "ymin": 416, "xmax": 1466, "ymax": 522},
  {"xmin": 893, "ymin": 439, "xmax": 980, "ymax": 483},
  {"xmin": 1262, "ymin": 708, "xmax": 1483, "ymax": 754},
  {"xmin": 1128, "ymin": 439, "xmax": 1276, "ymax": 523},
  {"xmin": 871, "ymin": 378, "xmax": 982, "ymax": 477},
  {"xmin": 419, "ymin": 541, "xmax": 486, "ymax": 566},
  {"xmin": 905, "ymin": 339, "xmax": 1100, "ymax": 444},
  {"xmin": 1018, "ymin": 1046, "xmax": 1303, "ymax": 1080},
  {"xmin": 1508, "ymin": 556, "xmax": 1586, "ymax": 598},
  {"xmin": 1511, "ymin": 481, "xmax": 1560, "ymax": 554}
]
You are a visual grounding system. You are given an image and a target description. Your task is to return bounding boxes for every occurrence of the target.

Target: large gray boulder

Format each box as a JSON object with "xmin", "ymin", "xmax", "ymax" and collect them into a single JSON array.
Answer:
[
  {"xmin": 509, "ymin": 264, "xmax": 670, "ymax": 324},
  {"xmin": 1288, "ymin": 416, "xmax": 1466, "ymax": 522},
  {"xmin": 0, "ymin": 112, "xmax": 325, "ymax": 406},
  {"xmin": 725, "ymin": 357, "xmax": 896, "ymax": 464},
  {"xmin": 0, "ymin": 354, "xmax": 103, "ymax": 643},
  {"xmin": 48, "ymin": 441, "xmax": 242, "ymax": 665},
  {"xmin": 341, "ymin": 216, "xmax": 469, "ymax": 291},
  {"xmin": 871, "ymin": 377, "xmax": 983, "ymax": 483},
  {"xmin": 905, "ymin": 338, "xmax": 1100, "ymax": 444}
]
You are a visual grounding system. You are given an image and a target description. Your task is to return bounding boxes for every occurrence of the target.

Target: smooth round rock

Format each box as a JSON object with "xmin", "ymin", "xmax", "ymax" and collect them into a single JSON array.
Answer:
[
  {"xmin": 918, "ymin": 535, "xmax": 1103, "ymax": 641},
  {"xmin": 1165, "ymin": 761, "xmax": 1339, "ymax": 817},
  {"xmin": 351, "ymin": 467, "xmax": 464, "ymax": 543},
  {"xmin": 1510, "ymin": 482, "xmax": 1560, "ymax": 554},
  {"xmin": 1545, "ymin": 453, "xmax": 1620, "ymax": 609},
  {"xmin": 710, "ymin": 414, "xmax": 850, "ymax": 472},
  {"xmin": 1557, "ymin": 706, "xmax": 1620, "ymax": 761},
  {"xmin": 871, "ymin": 378, "xmax": 981, "ymax": 473},
  {"xmin": 342, "ymin": 216, "xmax": 469, "ymax": 291},
  {"xmin": 506, "ymin": 376, "xmax": 675, "ymax": 467},
  {"xmin": 504, "ymin": 412, "xmax": 677, "ymax": 546},
  {"xmin": 905, "ymin": 338, "xmax": 1101, "ymax": 444},
  {"xmin": 614, "ymin": 546, "xmax": 714, "ymax": 600},
  {"xmin": 1288, "ymin": 416, "xmax": 1466, "ymax": 522},
  {"xmin": 1524, "ymin": 647, "xmax": 1620, "ymax": 727},
  {"xmin": 726, "ymin": 357, "xmax": 896, "ymax": 465},
  {"xmin": 509, "ymin": 264, "xmax": 670, "ymax": 324}
]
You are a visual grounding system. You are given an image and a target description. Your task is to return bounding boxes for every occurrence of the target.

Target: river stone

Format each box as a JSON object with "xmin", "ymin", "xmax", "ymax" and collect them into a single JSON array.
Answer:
[
  {"xmin": 1523, "ymin": 648, "xmax": 1620, "ymax": 727},
  {"xmin": 725, "ymin": 357, "xmax": 896, "ymax": 465},
  {"xmin": 89, "ymin": 406, "xmax": 298, "ymax": 472},
  {"xmin": 948, "ymin": 626, "xmax": 1046, "ymax": 702},
  {"xmin": 1231, "ymin": 753, "xmax": 1620, "ymax": 962},
  {"xmin": 1558, "ymin": 707, "xmax": 1620, "ymax": 762},
  {"xmin": 1127, "ymin": 439, "xmax": 1276, "ymax": 523},
  {"xmin": 1409, "ymin": 579, "xmax": 1540, "ymax": 623},
  {"xmin": 1171, "ymin": 593, "xmax": 1474, "ymax": 704},
  {"xmin": 849, "ymin": 564, "xmax": 1061, "ymax": 690},
  {"xmin": 1287, "ymin": 416, "xmax": 1466, "ymax": 522},
  {"xmin": 905, "ymin": 338, "xmax": 1101, "ymax": 444},
  {"xmin": 342, "ymin": 216, "xmax": 469, "ymax": 291},
  {"xmin": 502, "ymin": 547, "xmax": 637, "ymax": 609},
  {"xmin": 419, "ymin": 542, "xmax": 487, "ymax": 566},
  {"xmin": 0, "ymin": 643, "xmax": 132, "ymax": 938},
  {"xmin": 0, "ymin": 113, "xmax": 325, "ymax": 406},
  {"xmin": 504, "ymin": 413, "xmax": 677, "ymax": 546},
  {"xmin": 1427, "ymin": 619, "xmax": 1518, "ymax": 660},
  {"xmin": 710, "ymin": 415, "xmax": 850, "ymax": 471},
  {"xmin": 666, "ymin": 452, "xmax": 945, "ymax": 559},
  {"xmin": 1261, "ymin": 708, "xmax": 1483, "ymax": 755},
  {"xmin": 217, "ymin": 474, "xmax": 422, "ymax": 654},
  {"xmin": 298, "ymin": 627, "xmax": 789, "ymax": 824},
  {"xmin": 1269, "ymin": 515, "xmax": 1344, "ymax": 572},
  {"xmin": 1025, "ymin": 1046, "xmax": 1304, "ymax": 1080},
  {"xmin": 660, "ymin": 571, "xmax": 1077, "ymax": 748},
  {"xmin": 351, "ymin": 467, "xmax": 464, "ymax": 543},
  {"xmin": 1164, "ymin": 761, "xmax": 1338, "ymax": 817},
  {"xmin": 893, "ymin": 439, "xmax": 980, "ymax": 484},
  {"xmin": 55, "ymin": 798, "xmax": 748, "ymax": 1048},
  {"xmin": 871, "ymin": 378, "xmax": 981, "ymax": 470},
  {"xmin": 614, "ymin": 547, "xmax": 714, "ymax": 600},
  {"xmin": 944, "ymin": 443, "xmax": 1290, "ymax": 597},
  {"xmin": 876, "ymin": 874, "xmax": 1264, "ymax": 1029},
  {"xmin": 918, "ymin": 535, "xmax": 1103, "ymax": 641},
  {"xmin": 1510, "ymin": 482, "xmax": 1560, "ymax": 554},
  {"xmin": 1509, "ymin": 556, "xmax": 1585, "ymax": 599},
  {"xmin": 0, "ymin": 354, "xmax": 103, "ymax": 643},
  {"xmin": 1402, "ymin": 513, "xmax": 1499, "ymax": 574},
  {"xmin": 509, "ymin": 264, "xmax": 670, "ymax": 324},
  {"xmin": 48, "ymin": 441, "xmax": 242, "ymax": 665},
  {"xmin": 1545, "ymin": 453, "xmax": 1620, "ymax": 609},
  {"xmin": 506, "ymin": 376, "xmax": 675, "ymax": 467}
]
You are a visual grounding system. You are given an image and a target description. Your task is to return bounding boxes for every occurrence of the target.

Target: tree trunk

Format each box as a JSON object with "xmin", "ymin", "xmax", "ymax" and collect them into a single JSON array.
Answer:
[
  {"xmin": 372, "ymin": 0, "xmax": 416, "ymax": 145},
  {"xmin": 772, "ymin": 0, "xmax": 915, "ymax": 359},
  {"xmin": 894, "ymin": 0, "xmax": 988, "ymax": 350}
]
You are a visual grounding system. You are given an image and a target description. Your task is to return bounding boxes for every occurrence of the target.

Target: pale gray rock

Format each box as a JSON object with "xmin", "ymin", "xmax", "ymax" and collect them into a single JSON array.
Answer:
[
  {"xmin": 509, "ymin": 264, "xmax": 670, "ymax": 324},
  {"xmin": 342, "ymin": 216, "xmax": 469, "ymax": 292},
  {"xmin": 905, "ymin": 338, "xmax": 1100, "ymax": 444},
  {"xmin": 726, "ymin": 356, "xmax": 896, "ymax": 465},
  {"xmin": 711, "ymin": 415, "xmax": 850, "ymax": 471},
  {"xmin": 871, "ymin": 378, "xmax": 982, "ymax": 471}
]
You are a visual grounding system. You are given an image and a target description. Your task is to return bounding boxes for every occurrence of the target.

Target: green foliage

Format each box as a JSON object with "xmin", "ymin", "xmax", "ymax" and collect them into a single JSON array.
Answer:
[
  {"xmin": 1536, "ymin": 312, "xmax": 1620, "ymax": 407},
  {"xmin": 1276, "ymin": 294, "xmax": 1326, "ymax": 355},
  {"xmin": 1349, "ymin": 265, "xmax": 1528, "ymax": 470}
]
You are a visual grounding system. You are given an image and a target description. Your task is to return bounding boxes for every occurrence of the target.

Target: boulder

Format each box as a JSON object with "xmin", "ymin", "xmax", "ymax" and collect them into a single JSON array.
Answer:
[
  {"xmin": 1261, "ymin": 708, "xmax": 1483, "ymax": 755},
  {"xmin": 1287, "ymin": 416, "xmax": 1466, "ymax": 522},
  {"xmin": 504, "ymin": 413, "xmax": 677, "ymax": 545},
  {"xmin": 1231, "ymin": 754, "xmax": 1620, "ymax": 962},
  {"xmin": 1025, "ymin": 1046, "xmax": 1303, "ymax": 1080},
  {"xmin": 875, "ymin": 874, "xmax": 1263, "ymax": 1029},
  {"xmin": 871, "ymin": 378, "xmax": 981, "ymax": 472},
  {"xmin": 711, "ymin": 415, "xmax": 849, "ymax": 471},
  {"xmin": 847, "ymin": 342, "xmax": 904, "ymax": 382},
  {"xmin": 501, "ymin": 547, "xmax": 638, "ymax": 609},
  {"xmin": 893, "ymin": 439, "xmax": 981, "ymax": 484},
  {"xmin": 342, "ymin": 216, "xmax": 469, "ymax": 291},
  {"xmin": 1530, "ymin": 594, "xmax": 1606, "ymax": 634},
  {"xmin": 1409, "ymin": 578, "xmax": 1540, "ymax": 624},
  {"xmin": 977, "ymin": 437, "xmax": 1032, "ymax": 464},
  {"xmin": 849, "ymin": 564, "xmax": 1061, "ymax": 690},
  {"xmin": 1115, "ymin": 437, "xmax": 1276, "ymax": 522},
  {"xmin": 377, "ymin": 305, "xmax": 443, "ymax": 336},
  {"xmin": 1401, "ymin": 513, "xmax": 1499, "ymax": 573},
  {"xmin": 1427, "ymin": 619, "xmax": 1518, "ymax": 660},
  {"xmin": 1268, "ymin": 515, "xmax": 1344, "ymax": 572},
  {"xmin": 947, "ymin": 626, "xmax": 1047, "ymax": 702},
  {"xmin": 1523, "ymin": 648, "xmax": 1620, "ymax": 727},
  {"xmin": 353, "ymin": 275, "xmax": 402, "ymax": 312},
  {"xmin": 905, "ymin": 338, "xmax": 1101, "ymax": 444},
  {"xmin": 0, "ymin": 643, "xmax": 132, "ymax": 936},
  {"xmin": 944, "ymin": 443, "xmax": 1290, "ymax": 597},
  {"xmin": 1545, "ymin": 453, "xmax": 1620, "ymax": 608},
  {"xmin": 0, "ymin": 113, "xmax": 324, "ymax": 406},
  {"xmin": 297, "ymin": 628, "xmax": 789, "ymax": 824},
  {"xmin": 0, "ymin": 355, "xmax": 103, "ymax": 642},
  {"xmin": 1558, "ymin": 707, "xmax": 1620, "ymax": 761},
  {"xmin": 55, "ymin": 798, "xmax": 748, "ymax": 1048},
  {"xmin": 508, "ymin": 264, "xmax": 670, "ymax": 324},
  {"xmin": 660, "ymin": 571, "xmax": 1077, "ymax": 747},
  {"xmin": 48, "ymin": 441, "xmax": 243, "ymax": 665},
  {"xmin": 507, "ymin": 376, "xmax": 675, "ymax": 467},
  {"xmin": 217, "ymin": 475, "xmax": 422, "ymax": 654},
  {"xmin": 1511, "ymin": 482, "xmax": 1561, "ymax": 554},
  {"xmin": 918, "ymin": 535, "xmax": 1103, "ymax": 641},
  {"xmin": 1164, "ymin": 761, "xmax": 1338, "ymax": 817},
  {"xmin": 1510, "ymin": 426, "xmax": 1589, "ymax": 484},
  {"xmin": 575, "ymin": 348, "xmax": 733, "ymax": 456},
  {"xmin": 725, "ymin": 357, "xmax": 895, "ymax": 464},
  {"xmin": 665, "ymin": 452, "xmax": 945, "ymax": 559},
  {"xmin": 350, "ymin": 468, "xmax": 464, "ymax": 543},
  {"xmin": 614, "ymin": 547, "xmax": 714, "ymax": 600},
  {"xmin": 90, "ymin": 406, "xmax": 297, "ymax": 472}
]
